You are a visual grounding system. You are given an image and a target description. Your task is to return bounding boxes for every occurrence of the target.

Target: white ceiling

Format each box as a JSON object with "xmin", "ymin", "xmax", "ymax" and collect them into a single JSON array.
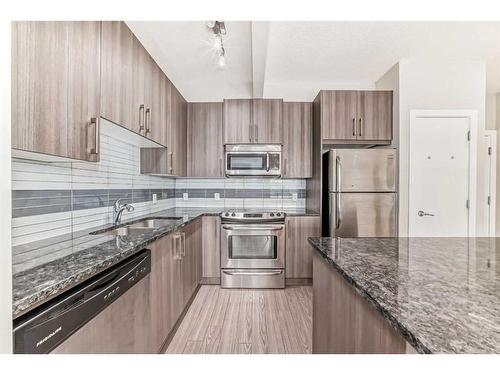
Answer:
[{"xmin": 127, "ymin": 21, "xmax": 500, "ymax": 102}]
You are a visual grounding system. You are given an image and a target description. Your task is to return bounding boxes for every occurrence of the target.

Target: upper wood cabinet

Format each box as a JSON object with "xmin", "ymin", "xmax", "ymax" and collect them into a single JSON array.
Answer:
[
  {"xmin": 223, "ymin": 98, "xmax": 283, "ymax": 144},
  {"xmin": 318, "ymin": 90, "xmax": 393, "ymax": 144},
  {"xmin": 100, "ymin": 21, "xmax": 135, "ymax": 132},
  {"xmin": 223, "ymin": 99, "xmax": 252, "ymax": 144},
  {"xmin": 12, "ymin": 21, "xmax": 101, "ymax": 162},
  {"xmin": 282, "ymin": 102, "xmax": 312, "ymax": 178},
  {"xmin": 168, "ymin": 84, "xmax": 188, "ymax": 176},
  {"xmin": 252, "ymin": 99, "xmax": 283, "ymax": 143},
  {"xmin": 187, "ymin": 102, "xmax": 224, "ymax": 177}
]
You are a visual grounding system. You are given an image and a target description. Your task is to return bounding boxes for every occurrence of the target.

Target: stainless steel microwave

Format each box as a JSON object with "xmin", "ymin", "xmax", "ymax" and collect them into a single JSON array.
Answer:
[{"xmin": 225, "ymin": 144, "xmax": 282, "ymax": 177}]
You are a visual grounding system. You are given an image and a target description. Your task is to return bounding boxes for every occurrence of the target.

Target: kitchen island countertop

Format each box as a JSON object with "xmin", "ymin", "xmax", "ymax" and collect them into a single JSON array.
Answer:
[{"xmin": 308, "ymin": 237, "xmax": 500, "ymax": 354}]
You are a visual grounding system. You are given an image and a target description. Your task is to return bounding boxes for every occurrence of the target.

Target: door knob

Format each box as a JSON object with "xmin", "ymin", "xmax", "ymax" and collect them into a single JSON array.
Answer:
[{"xmin": 417, "ymin": 210, "xmax": 434, "ymax": 217}]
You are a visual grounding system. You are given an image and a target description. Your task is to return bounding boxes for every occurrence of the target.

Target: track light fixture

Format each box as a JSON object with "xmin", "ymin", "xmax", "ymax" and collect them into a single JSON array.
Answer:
[{"xmin": 208, "ymin": 21, "xmax": 227, "ymax": 67}]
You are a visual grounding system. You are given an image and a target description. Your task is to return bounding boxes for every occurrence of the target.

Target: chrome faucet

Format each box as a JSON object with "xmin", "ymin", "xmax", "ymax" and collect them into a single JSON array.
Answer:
[{"xmin": 113, "ymin": 199, "xmax": 134, "ymax": 225}]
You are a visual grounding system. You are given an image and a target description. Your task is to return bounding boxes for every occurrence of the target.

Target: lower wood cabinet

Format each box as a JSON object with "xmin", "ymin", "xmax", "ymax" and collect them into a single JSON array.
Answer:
[
  {"xmin": 312, "ymin": 252, "xmax": 407, "ymax": 354},
  {"xmin": 182, "ymin": 218, "xmax": 202, "ymax": 305},
  {"xmin": 51, "ymin": 275, "xmax": 153, "ymax": 354},
  {"xmin": 285, "ymin": 216, "xmax": 321, "ymax": 280},
  {"xmin": 201, "ymin": 216, "xmax": 221, "ymax": 282}
]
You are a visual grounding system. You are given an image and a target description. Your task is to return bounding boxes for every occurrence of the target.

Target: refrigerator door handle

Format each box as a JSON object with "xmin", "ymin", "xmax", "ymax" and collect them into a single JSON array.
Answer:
[{"xmin": 336, "ymin": 156, "xmax": 342, "ymax": 228}]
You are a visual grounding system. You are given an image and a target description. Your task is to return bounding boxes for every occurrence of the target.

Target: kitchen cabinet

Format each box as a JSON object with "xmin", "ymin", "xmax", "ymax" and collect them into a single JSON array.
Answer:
[
  {"xmin": 100, "ymin": 21, "xmax": 135, "ymax": 132},
  {"xmin": 223, "ymin": 98, "xmax": 283, "ymax": 144},
  {"xmin": 252, "ymin": 98, "xmax": 283, "ymax": 143},
  {"xmin": 182, "ymin": 218, "xmax": 202, "ymax": 305},
  {"xmin": 12, "ymin": 21, "xmax": 101, "ymax": 162},
  {"xmin": 51, "ymin": 276, "xmax": 153, "ymax": 354},
  {"xmin": 187, "ymin": 103, "xmax": 224, "ymax": 177},
  {"xmin": 168, "ymin": 84, "xmax": 188, "ymax": 176},
  {"xmin": 312, "ymin": 252, "xmax": 406, "ymax": 353},
  {"xmin": 201, "ymin": 216, "xmax": 221, "ymax": 282},
  {"xmin": 223, "ymin": 99, "xmax": 252, "ymax": 144},
  {"xmin": 282, "ymin": 102, "xmax": 313, "ymax": 178},
  {"xmin": 285, "ymin": 216, "xmax": 321, "ymax": 280},
  {"xmin": 318, "ymin": 90, "xmax": 392, "ymax": 144}
]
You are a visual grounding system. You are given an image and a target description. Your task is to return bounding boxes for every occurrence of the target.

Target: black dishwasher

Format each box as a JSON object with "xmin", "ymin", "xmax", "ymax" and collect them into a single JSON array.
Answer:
[{"xmin": 13, "ymin": 249, "xmax": 151, "ymax": 354}]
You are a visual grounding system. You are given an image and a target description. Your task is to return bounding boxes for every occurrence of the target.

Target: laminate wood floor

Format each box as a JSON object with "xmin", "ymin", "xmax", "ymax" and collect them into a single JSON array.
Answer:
[{"xmin": 165, "ymin": 285, "xmax": 312, "ymax": 354}]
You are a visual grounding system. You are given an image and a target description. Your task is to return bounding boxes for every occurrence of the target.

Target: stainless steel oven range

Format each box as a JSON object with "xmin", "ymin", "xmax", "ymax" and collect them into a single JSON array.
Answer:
[{"xmin": 220, "ymin": 211, "xmax": 286, "ymax": 289}]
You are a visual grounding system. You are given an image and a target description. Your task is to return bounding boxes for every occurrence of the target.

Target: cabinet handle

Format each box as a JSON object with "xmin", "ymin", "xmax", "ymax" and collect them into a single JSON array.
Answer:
[
  {"xmin": 174, "ymin": 233, "xmax": 182, "ymax": 260},
  {"xmin": 138, "ymin": 104, "xmax": 145, "ymax": 134},
  {"xmin": 352, "ymin": 118, "xmax": 356, "ymax": 137},
  {"xmin": 358, "ymin": 118, "xmax": 362, "ymax": 137},
  {"xmin": 145, "ymin": 108, "xmax": 151, "ymax": 135},
  {"xmin": 219, "ymin": 157, "xmax": 223, "ymax": 176},
  {"xmin": 284, "ymin": 158, "xmax": 287, "ymax": 176},
  {"xmin": 169, "ymin": 152, "xmax": 174, "ymax": 174},
  {"xmin": 87, "ymin": 117, "xmax": 99, "ymax": 156},
  {"xmin": 181, "ymin": 232, "xmax": 186, "ymax": 257},
  {"xmin": 255, "ymin": 124, "xmax": 258, "ymax": 143},
  {"xmin": 249, "ymin": 124, "xmax": 253, "ymax": 143}
]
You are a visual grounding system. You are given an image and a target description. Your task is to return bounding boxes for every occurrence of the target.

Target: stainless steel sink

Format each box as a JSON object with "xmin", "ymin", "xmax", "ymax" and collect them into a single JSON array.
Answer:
[{"xmin": 128, "ymin": 218, "xmax": 182, "ymax": 229}]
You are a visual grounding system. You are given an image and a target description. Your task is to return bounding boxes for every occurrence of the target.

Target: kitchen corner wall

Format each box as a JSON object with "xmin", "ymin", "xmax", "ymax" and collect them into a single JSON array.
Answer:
[{"xmin": 12, "ymin": 120, "xmax": 306, "ymax": 247}]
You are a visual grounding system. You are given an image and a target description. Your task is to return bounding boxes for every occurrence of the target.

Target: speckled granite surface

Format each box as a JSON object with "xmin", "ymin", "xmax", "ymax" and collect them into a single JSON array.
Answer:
[
  {"xmin": 308, "ymin": 237, "xmax": 500, "ymax": 354},
  {"xmin": 13, "ymin": 207, "xmax": 317, "ymax": 318}
]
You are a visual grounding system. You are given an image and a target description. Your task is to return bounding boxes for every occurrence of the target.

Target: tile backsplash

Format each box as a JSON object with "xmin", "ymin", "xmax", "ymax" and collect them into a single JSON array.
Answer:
[{"xmin": 12, "ymin": 120, "xmax": 306, "ymax": 246}]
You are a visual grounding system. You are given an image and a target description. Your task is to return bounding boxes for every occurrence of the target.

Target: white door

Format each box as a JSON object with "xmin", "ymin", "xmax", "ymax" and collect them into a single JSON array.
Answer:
[{"xmin": 409, "ymin": 116, "xmax": 471, "ymax": 236}]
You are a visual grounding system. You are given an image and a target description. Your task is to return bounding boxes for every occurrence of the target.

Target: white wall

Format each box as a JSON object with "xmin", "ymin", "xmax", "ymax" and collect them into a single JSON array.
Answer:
[
  {"xmin": 397, "ymin": 59, "xmax": 487, "ymax": 237},
  {"xmin": 0, "ymin": 20, "xmax": 13, "ymax": 353},
  {"xmin": 375, "ymin": 63, "xmax": 400, "ymax": 149}
]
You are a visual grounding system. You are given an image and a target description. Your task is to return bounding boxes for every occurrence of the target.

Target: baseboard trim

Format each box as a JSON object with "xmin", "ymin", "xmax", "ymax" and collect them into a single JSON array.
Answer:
[
  {"xmin": 286, "ymin": 278, "xmax": 312, "ymax": 286},
  {"xmin": 158, "ymin": 284, "xmax": 201, "ymax": 354},
  {"xmin": 200, "ymin": 277, "xmax": 221, "ymax": 285}
]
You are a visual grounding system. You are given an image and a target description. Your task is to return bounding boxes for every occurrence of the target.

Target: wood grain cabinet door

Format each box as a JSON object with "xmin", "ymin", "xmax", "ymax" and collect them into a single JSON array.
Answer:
[
  {"xmin": 148, "ymin": 61, "xmax": 167, "ymax": 146},
  {"xmin": 285, "ymin": 216, "xmax": 321, "ymax": 279},
  {"xmin": 12, "ymin": 21, "xmax": 69, "ymax": 157},
  {"xmin": 202, "ymin": 216, "xmax": 221, "ymax": 279},
  {"xmin": 168, "ymin": 85, "xmax": 187, "ymax": 176},
  {"xmin": 357, "ymin": 91, "xmax": 393, "ymax": 142},
  {"xmin": 187, "ymin": 102, "xmax": 223, "ymax": 177},
  {"xmin": 223, "ymin": 99, "xmax": 252, "ymax": 144},
  {"xmin": 182, "ymin": 219, "xmax": 202, "ymax": 306},
  {"xmin": 67, "ymin": 21, "xmax": 101, "ymax": 162},
  {"xmin": 321, "ymin": 91, "xmax": 358, "ymax": 142},
  {"xmin": 282, "ymin": 102, "xmax": 312, "ymax": 178},
  {"xmin": 252, "ymin": 99, "xmax": 283, "ymax": 144},
  {"xmin": 100, "ymin": 21, "xmax": 135, "ymax": 131}
]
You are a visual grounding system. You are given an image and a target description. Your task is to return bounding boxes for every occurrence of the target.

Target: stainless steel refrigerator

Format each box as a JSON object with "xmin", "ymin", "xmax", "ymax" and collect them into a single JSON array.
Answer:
[{"xmin": 328, "ymin": 149, "xmax": 397, "ymax": 237}]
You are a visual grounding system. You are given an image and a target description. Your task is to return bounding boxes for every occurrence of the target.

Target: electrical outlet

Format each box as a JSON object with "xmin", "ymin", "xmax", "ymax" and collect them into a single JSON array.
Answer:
[
  {"xmin": 292, "ymin": 193, "xmax": 298, "ymax": 201},
  {"xmin": 152, "ymin": 193, "xmax": 157, "ymax": 204},
  {"xmin": 214, "ymin": 192, "xmax": 220, "ymax": 200},
  {"xmin": 183, "ymin": 192, "xmax": 188, "ymax": 201}
]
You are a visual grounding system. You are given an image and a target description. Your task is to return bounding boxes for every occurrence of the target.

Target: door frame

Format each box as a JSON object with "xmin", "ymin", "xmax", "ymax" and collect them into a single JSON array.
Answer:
[
  {"xmin": 408, "ymin": 110, "xmax": 478, "ymax": 237},
  {"xmin": 483, "ymin": 130, "xmax": 497, "ymax": 236}
]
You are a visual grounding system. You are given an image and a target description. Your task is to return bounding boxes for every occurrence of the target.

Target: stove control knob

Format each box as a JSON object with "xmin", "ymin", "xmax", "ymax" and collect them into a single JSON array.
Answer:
[
  {"xmin": 225, "ymin": 212, "xmax": 229, "ymax": 217},
  {"xmin": 270, "ymin": 213, "xmax": 275, "ymax": 217},
  {"xmin": 231, "ymin": 213, "xmax": 236, "ymax": 217},
  {"xmin": 276, "ymin": 213, "xmax": 281, "ymax": 217}
]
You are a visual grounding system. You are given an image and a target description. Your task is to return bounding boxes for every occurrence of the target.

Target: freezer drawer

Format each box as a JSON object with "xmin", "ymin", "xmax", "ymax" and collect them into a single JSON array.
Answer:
[
  {"xmin": 329, "ymin": 149, "xmax": 397, "ymax": 192},
  {"xmin": 329, "ymin": 193, "xmax": 397, "ymax": 237}
]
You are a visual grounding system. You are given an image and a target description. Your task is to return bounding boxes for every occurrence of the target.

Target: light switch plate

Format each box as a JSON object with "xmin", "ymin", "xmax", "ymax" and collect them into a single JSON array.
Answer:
[
  {"xmin": 152, "ymin": 193, "xmax": 157, "ymax": 204},
  {"xmin": 183, "ymin": 193, "xmax": 188, "ymax": 201},
  {"xmin": 292, "ymin": 193, "xmax": 298, "ymax": 201},
  {"xmin": 214, "ymin": 193, "xmax": 220, "ymax": 200}
]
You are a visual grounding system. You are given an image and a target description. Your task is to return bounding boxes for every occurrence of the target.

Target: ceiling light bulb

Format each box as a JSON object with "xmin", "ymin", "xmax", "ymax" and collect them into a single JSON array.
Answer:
[
  {"xmin": 213, "ymin": 36, "xmax": 222, "ymax": 51},
  {"xmin": 218, "ymin": 53, "xmax": 226, "ymax": 67}
]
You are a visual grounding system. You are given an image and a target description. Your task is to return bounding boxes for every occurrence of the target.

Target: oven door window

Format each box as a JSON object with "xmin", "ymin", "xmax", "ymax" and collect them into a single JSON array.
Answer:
[
  {"xmin": 227, "ymin": 154, "xmax": 267, "ymax": 171},
  {"xmin": 228, "ymin": 235, "xmax": 277, "ymax": 259}
]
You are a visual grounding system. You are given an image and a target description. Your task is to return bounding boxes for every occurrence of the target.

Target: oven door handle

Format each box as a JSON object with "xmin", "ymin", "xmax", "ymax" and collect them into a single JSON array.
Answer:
[
  {"xmin": 222, "ymin": 270, "xmax": 283, "ymax": 276},
  {"xmin": 222, "ymin": 225, "xmax": 284, "ymax": 231}
]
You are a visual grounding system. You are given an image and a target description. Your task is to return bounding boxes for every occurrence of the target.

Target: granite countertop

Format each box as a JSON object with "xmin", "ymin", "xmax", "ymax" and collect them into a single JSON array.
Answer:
[
  {"xmin": 13, "ymin": 207, "xmax": 318, "ymax": 319},
  {"xmin": 308, "ymin": 237, "xmax": 500, "ymax": 354}
]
